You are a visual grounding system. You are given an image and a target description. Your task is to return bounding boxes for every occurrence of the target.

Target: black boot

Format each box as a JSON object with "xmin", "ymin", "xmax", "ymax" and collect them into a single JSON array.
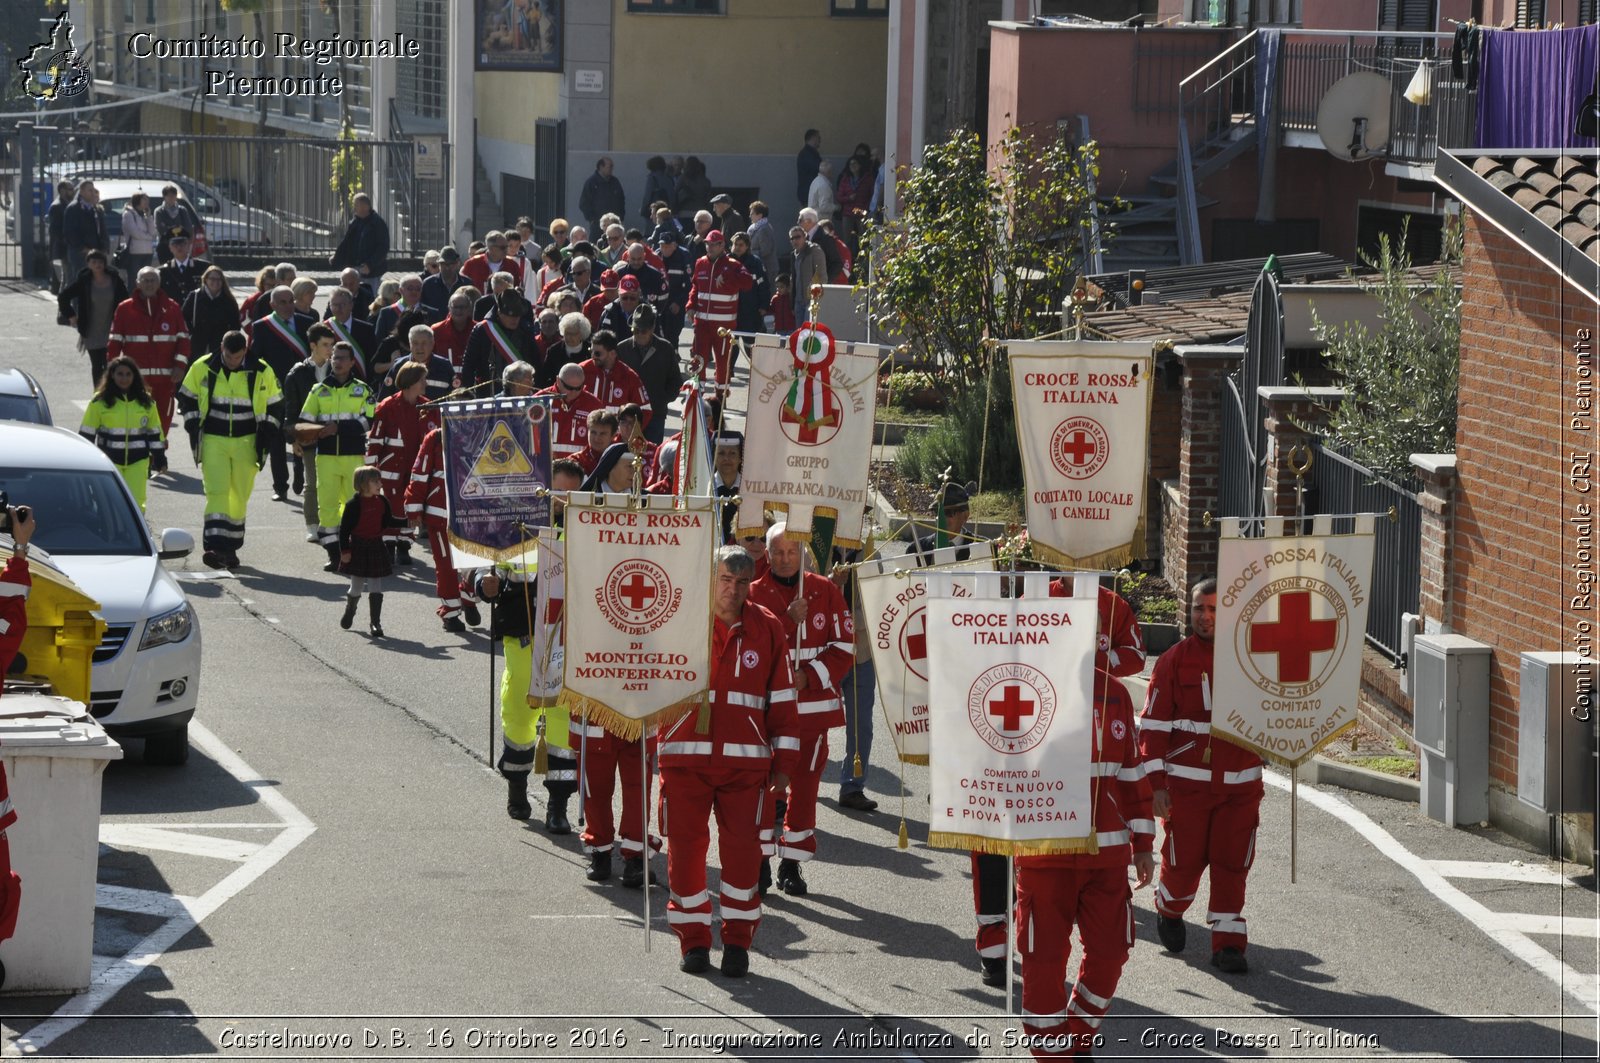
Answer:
[
  {"xmin": 758, "ymin": 858, "xmax": 772, "ymax": 897},
  {"xmin": 776, "ymin": 858, "xmax": 807, "ymax": 896},
  {"xmin": 505, "ymin": 774, "xmax": 532, "ymax": 820},
  {"xmin": 620, "ymin": 855, "xmax": 658, "ymax": 888},
  {"xmin": 368, "ymin": 593, "xmax": 385, "ymax": 638},
  {"xmin": 545, "ymin": 792, "xmax": 572, "ymax": 835},
  {"xmin": 586, "ymin": 850, "xmax": 612, "ymax": 882},
  {"xmin": 323, "ymin": 543, "xmax": 340, "ymax": 573},
  {"xmin": 395, "ymin": 542, "xmax": 413, "ymax": 566},
  {"xmin": 463, "ymin": 602, "xmax": 482, "ymax": 627},
  {"xmin": 340, "ymin": 596, "xmax": 359, "ymax": 630}
]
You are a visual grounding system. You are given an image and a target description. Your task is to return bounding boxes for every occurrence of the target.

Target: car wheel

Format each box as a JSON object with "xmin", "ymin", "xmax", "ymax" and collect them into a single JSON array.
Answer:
[{"xmin": 143, "ymin": 726, "xmax": 190, "ymax": 766}]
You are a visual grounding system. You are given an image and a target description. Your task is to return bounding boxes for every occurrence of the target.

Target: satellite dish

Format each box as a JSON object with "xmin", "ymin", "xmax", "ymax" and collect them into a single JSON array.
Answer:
[{"xmin": 1316, "ymin": 72, "xmax": 1394, "ymax": 161}]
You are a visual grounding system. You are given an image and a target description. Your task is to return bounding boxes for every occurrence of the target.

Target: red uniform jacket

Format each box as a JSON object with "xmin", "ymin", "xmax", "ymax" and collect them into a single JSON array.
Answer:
[
  {"xmin": 657, "ymin": 599, "xmax": 801, "ymax": 775},
  {"xmin": 366, "ymin": 394, "xmax": 437, "ymax": 503},
  {"xmin": 461, "ymin": 254, "xmax": 523, "ymax": 290},
  {"xmin": 1019, "ymin": 675, "xmax": 1154, "ymax": 870},
  {"xmin": 107, "ymin": 291, "xmax": 191, "ymax": 373},
  {"xmin": 404, "ymin": 427, "xmax": 448, "ymax": 530},
  {"xmin": 583, "ymin": 289, "xmax": 617, "ymax": 330},
  {"xmin": 431, "ymin": 317, "xmax": 475, "ymax": 371},
  {"xmin": 534, "ymin": 385, "xmax": 604, "ymax": 463},
  {"xmin": 686, "ymin": 255, "xmax": 754, "ymax": 329},
  {"xmin": 1140, "ymin": 635, "xmax": 1264, "ymax": 796},
  {"xmin": 1047, "ymin": 579, "xmax": 1147, "ymax": 678},
  {"xmin": 581, "ymin": 357, "xmax": 650, "ymax": 424},
  {"xmin": 747, "ymin": 570, "xmax": 853, "ymax": 734}
]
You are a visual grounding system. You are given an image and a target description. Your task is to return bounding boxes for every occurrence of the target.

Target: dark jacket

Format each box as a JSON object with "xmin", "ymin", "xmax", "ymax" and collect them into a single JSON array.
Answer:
[
  {"xmin": 617, "ymin": 334, "xmax": 682, "ymax": 427},
  {"xmin": 642, "ymin": 169, "xmax": 675, "ymax": 220},
  {"xmin": 152, "ymin": 201, "xmax": 201, "ymax": 259},
  {"xmin": 181, "ymin": 285, "xmax": 242, "ymax": 359},
  {"xmin": 674, "ymin": 172, "xmax": 712, "ymax": 219},
  {"xmin": 420, "ymin": 271, "xmax": 472, "ymax": 314},
  {"xmin": 57, "ymin": 268, "xmax": 130, "ymax": 339},
  {"xmin": 160, "ymin": 256, "xmax": 213, "ymax": 304},
  {"xmin": 810, "ymin": 225, "xmax": 844, "ymax": 280},
  {"xmin": 282, "ymin": 357, "xmax": 329, "ymax": 426},
  {"xmin": 579, "ymin": 170, "xmax": 626, "ymax": 227},
  {"xmin": 62, "ymin": 200, "xmax": 108, "ymax": 255},
  {"xmin": 713, "ymin": 208, "xmax": 748, "ymax": 236},
  {"xmin": 735, "ymin": 251, "xmax": 769, "ymax": 333},
  {"xmin": 796, "ymin": 143, "xmax": 822, "ymax": 204},
  {"xmin": 47, "ymin": 199, "xmax": 71, "ymax": 258},
  {"xmin": 331, "ymin": 210, "xmax": 390, "ymax": 276}
]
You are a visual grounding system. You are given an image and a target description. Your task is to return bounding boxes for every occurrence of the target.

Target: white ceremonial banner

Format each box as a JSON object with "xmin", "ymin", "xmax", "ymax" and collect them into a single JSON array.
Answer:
[
  {"xmin": 925, "ymin": 571, "xmax": 1100, "ymax": 856},
  {"xmin": 857, "ymin": 543, "xmax": 996, "ymax": 765},
  {"xmin": 528, "ymin": 528, "xmax": 566, "ymax": 708},
  {"xmin": 561, "ymin": 495, "xmax": 716, "ymax": 739},
  {"xmin": 736, "ymin": 327, "xmax": 878, "ymax": 547},
  {"xmin": 1211, "ymin": 516, "xmax": 1376, "ymax": 766},
  {"xmin": 1008, "ymin": 340, "xmax": 1154, "ymax": 570}
]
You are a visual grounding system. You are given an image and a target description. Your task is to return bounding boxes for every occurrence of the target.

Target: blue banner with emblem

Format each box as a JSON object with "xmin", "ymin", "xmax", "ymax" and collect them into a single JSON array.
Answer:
[{"xmin": 440, "ymin": 397, "xmax": 552, "ymax": 561}]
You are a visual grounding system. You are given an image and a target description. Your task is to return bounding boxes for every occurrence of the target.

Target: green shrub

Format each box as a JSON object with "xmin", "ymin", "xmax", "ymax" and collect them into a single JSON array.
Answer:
[{"xmin": 896, "ymin": 381, "xmax": 1022, "ymax": 494}]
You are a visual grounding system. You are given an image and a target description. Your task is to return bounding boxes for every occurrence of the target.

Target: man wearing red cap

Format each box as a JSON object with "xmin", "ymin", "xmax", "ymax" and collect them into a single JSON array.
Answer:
[
  {"xmin": 600, "ymin": 276, "xmax": 647, "ymax": 337},
  {"xmin": 584, "ymin": 269, "xmax": 620, "ymax": 331},
  {"xmin": 686, "ymin": 230, "xmax": 754, "ymax": 390}
]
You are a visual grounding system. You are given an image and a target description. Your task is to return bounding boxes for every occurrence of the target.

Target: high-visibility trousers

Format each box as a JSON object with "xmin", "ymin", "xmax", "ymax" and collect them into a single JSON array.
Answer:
[
  {"xmin": 1017, "ymin": 864, "xmax": 1134, "ymax": 1061},
  {"xmin": 200, "ymin": 434, "xmax": 257, "ymax": 553},
  {"xmin": 1153, "ymin": 786, "xmax": 1261, "ymax": 955},
  {"xmin": 660, "ymin": 766, "xmax": 766, "ymax": 954},
  {"xmin": 112, "ymin": 459, "xmax": 150, "ymax": 511},
  {"xmin": 498, "ymin": 637, "xmax": 575, "ymax": 796},
  {"xmin": 314, "ymin": 453, "xmax": 365, "ymax": 544}
]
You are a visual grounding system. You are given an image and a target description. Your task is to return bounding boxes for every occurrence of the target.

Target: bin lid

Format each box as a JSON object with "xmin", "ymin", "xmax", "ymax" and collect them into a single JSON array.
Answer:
[{"xmin": 0, "ymin": 693, "xmax": 122, "ymax": 758}]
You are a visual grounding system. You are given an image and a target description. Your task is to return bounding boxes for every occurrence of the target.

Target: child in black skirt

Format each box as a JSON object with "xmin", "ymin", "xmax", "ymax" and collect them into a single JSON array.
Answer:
[{"xmin": 339, "ymin": 466, "xmax": 408, "ymax": 637}]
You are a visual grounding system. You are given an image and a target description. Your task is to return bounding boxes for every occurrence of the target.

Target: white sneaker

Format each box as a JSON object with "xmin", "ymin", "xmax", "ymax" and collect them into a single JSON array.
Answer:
[{"xmin": 304, "ymin": 529, "xmax": 319, "ymax": 542}]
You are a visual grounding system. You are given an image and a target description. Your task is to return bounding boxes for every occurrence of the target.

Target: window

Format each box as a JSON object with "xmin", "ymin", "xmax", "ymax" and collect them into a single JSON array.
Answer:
[
  {"xmin": 1581, "ymin": 0, "xmax": 1598, "ymax": 26},
  {"xmin": 1515, "ymin": 0, "xmax": 1546, "ymax": 27},
  {"xmin": 1377, "ymin": 0, "xmax": 1436, "ymax": 31},
  {"xmin": 831, "ymin": 0, "xmax": 889, "ymax": 15},
  {"xmin": 626, "ymin": 0, "xmax": 722, "ymax": 12}
]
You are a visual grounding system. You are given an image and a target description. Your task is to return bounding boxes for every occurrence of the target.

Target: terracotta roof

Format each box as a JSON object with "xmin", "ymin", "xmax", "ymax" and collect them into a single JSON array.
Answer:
[{"xmin": 1435, "ymin": 150, "xmax": 1600, "ymax": 306}]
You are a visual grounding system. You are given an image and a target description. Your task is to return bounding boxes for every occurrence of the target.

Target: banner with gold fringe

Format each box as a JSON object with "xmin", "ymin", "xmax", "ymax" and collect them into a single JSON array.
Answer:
[
  {"xmin": 856, "ymin": 543, "xmax": 996, "ymax": 765},
  {"xmin": 925, "ymin": 569, "xmax": 1100, "ymax": 856},
  {"xmin": 736, "ymin": 331, "xmax": 878, "ymax": 548},
  {"xmin": 527, "ymin": 527, "xmax": 566, "ymax": 708},
  {"xmin": 560, "ymin": 494, "xmax": 715, "ymax": 740},
  {"xmin": 441, "ymin": 396, "xmax": 552, "ymax": 562},
  {"xmin": 1008, "ymin": 340, "xmax": 1153, "ymax": 571}
]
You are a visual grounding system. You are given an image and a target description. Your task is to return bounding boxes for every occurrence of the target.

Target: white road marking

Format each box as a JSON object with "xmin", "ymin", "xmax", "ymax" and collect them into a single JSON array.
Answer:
[
  {"xmin": 1429, "ymin": 859, "xmax": 1581, "ymax": 886},
  {"xmin": 6, "ymin": 722, "xmax": 314, "ymax": 1057},
  {"xmin": 1491, "ymin": 913, "xmax": 1600, "ymax": 939},
  {"xmin": 1269, "ymin": 770, "xmax": 1599, "ymax": 1015},
  {"xmin": 98, "ymin": 824, "xmax": 262, "ymax": 862},
  {"xmin": 94, "ymin": 883, "xmax": 196, "ymax": 919}
]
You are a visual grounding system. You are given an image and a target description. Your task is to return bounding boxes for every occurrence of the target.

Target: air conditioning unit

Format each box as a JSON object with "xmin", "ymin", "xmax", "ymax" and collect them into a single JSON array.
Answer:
[
  {"xmin": 1518, "ymin": 652, "xmax": 1598, "ymax": 818},
  {"xmin": 1412, "ymin": 633, "xmax": 1491, "ymax": 826}
]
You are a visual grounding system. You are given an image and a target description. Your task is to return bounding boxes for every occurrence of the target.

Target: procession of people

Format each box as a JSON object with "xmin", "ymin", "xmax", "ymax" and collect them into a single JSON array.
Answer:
[{"xmin": 53, "ymin": 186, "xmax": 1273, "ymax": 1062}]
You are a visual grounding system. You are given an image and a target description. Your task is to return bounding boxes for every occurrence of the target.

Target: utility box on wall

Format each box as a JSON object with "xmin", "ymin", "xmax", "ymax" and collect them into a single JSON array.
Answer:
[
  {"xmin": 1412, "ymin": 633, "xmax": 1492, "ymax": 827},
  {"xmin": 1518, "ymin": 652, "xmax": 1598, "ymax": 818}
]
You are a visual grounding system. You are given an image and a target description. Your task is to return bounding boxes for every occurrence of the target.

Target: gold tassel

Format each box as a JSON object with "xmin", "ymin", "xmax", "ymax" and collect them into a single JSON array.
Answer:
[
  {"xmin": 897, "ymin": 819, "xmax": 909, "ymax": 850},
  {"xmin": 534, "ymin": 734, "xmax": 549, "ymax": 774},
  {"xmin": 1202, "ymin": 741, "xmax": 1212, "ymax": 765},
  {"xmin": 695, "ymin": 695, "xmax": 712, "ymax": 735},
  {"xmin": 852, "ymin": 753, "xmax": 863, "ymax": 779}
]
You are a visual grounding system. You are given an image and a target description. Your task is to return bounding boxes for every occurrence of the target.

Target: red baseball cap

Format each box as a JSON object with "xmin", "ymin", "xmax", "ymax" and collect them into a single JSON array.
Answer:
[
  {"xmin": 618, "ymin": 275, "xmax": 641, "ymax": 292},
  {"xmin": 706, "ymin": 230, "xmax": 725, "ymax": 244},
  {"xmin": 600, "ymin": 269, "xmax": 618, "ymax": 286}
]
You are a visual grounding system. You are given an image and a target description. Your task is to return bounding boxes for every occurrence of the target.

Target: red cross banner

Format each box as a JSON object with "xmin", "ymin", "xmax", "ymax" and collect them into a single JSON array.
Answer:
[
  {"xmin": 528, "ymin": 527, "xmax": 565, "ymax": 708},
  {"xmin": 1008, "ymin": 340, "xmax": 1154, "ymax": 570},
  {"xmin": 923, "ymin": 571, "xmax": 1101, "ymax": 856},
  {"xmin": 1211, "ymin": 515, "xmax": 1377, "ymax": 766},
  {"xmin": 559, "ymin": 494, "xmax": 717, "ymax": 739},
  {"xmin": 855, "ymin": 543, "xmax": 996, "ymax": 765},
  {"xmin": 736, "ymin": 332, "xmax": 878, "ymax": 548}
]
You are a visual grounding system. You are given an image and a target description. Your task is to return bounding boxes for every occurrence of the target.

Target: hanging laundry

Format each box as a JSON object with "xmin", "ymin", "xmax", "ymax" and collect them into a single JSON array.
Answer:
[{"xmin": 1475, "ymin": 24, "xmax": 1600, "ymax": 149}]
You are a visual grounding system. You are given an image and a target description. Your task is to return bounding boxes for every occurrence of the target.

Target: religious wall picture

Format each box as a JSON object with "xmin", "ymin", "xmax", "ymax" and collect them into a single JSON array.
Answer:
[{"xmin": 476, "ymin": 0, "xmax": 562, "ymax": 72}]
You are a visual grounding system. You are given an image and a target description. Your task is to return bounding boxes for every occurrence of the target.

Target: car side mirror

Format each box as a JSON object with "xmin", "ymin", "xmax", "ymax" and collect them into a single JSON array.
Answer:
[{"xmin": 158, "ymin": 528, "xmax": 194, "ymax": 560}]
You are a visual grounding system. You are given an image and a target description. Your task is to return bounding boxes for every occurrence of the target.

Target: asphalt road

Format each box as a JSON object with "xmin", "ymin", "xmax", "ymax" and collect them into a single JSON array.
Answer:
[{"xmin": 0, "ymin": 281, "xmax": 1595, "ymax": 1061}]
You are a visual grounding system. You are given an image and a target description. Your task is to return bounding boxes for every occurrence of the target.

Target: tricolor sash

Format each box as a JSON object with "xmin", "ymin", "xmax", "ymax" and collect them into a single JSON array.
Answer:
[
  {"xmin": 262, "ymin": 314, "xmax": 309, "ymax": 360},
  {"xmin": 486, "ymin": 320, "xmax": 521, "ymax": 366},
  {"xmin": 328, "ymin": 318, "xmax": 366, "ymax": 372}
]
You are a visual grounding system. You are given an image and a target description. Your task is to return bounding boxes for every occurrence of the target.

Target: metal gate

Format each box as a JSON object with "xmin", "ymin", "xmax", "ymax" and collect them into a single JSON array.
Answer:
[
  {"xmin": 6, "ymin": 123, "xmax": 450, "ymax": 280},
  {"xmin": 1218, "ymin": 268, "xmax": 1285, "ymax": 523}
]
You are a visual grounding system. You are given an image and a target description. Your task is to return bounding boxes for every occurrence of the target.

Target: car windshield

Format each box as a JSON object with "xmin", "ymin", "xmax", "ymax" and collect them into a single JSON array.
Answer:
[
  {"xmin": 0, "ymin": 395, "xmax": 44, "ymax": 424},
  {"xmin": 0, "ymin": 466, "xmax": 150, "ymax": 556}
]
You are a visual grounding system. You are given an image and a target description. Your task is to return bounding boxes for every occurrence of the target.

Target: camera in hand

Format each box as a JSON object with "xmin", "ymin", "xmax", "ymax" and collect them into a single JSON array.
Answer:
[{"xmin": 0, "ymin": 491, "xmax": 29, "ymax": 536}]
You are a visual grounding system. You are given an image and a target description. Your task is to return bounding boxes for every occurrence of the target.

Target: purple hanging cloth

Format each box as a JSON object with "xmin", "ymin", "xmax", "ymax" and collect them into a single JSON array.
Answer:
[{"xmin": 1475, "ymin": 24, "xmax": 1599, "ymax": 149}]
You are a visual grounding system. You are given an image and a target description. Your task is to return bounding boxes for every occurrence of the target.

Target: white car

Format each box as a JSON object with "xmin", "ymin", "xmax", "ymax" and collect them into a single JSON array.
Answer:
[{"xmin": 0, "ymin": 423, "xmax": 200, "ymax": 764}]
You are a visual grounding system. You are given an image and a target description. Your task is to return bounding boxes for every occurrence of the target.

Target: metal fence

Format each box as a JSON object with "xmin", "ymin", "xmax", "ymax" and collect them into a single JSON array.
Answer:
[
  {"xmin": 8, "ymin": 124, "xmax": 449, "ymax": 278},
  {"xmin": 1309, "ymin": 440, "xmax": 1423, "ymax": 662},
  {"xmin": 1134, "ymin": 33, "xmax": 1234, "ymax": 118}
]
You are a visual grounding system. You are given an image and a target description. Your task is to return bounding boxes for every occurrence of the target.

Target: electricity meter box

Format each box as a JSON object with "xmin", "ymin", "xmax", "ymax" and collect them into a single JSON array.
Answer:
[
  {"xmin": 0, "ymin": 694, "xmax": 122, "ymax": 994},
  {"xmin": 1411, "ymin": 633, "xmax": 1491, "ymax": 827},
  {"xmin": 1517, "ymin": 652, "xmax": 1598, "ymax": 817}
]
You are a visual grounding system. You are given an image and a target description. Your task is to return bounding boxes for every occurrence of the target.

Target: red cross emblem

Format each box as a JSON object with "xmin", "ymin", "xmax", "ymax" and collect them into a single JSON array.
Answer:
[
  {"xmin": 618, "ymin": 574, "xmax": 658, "ymax": 612},
  {"xmin": 1247, "ymin": 589, "xmax": 1340, "ymax": 684},
  {"xmin": 966, "ymin": 663, "xmax": 1057, "ymax": 754},
  {"xmin": 598, "ymin": 558, "xmax": 681, "ymax": 635},
  {"xmin": 1049, "ymin": 416, "xmax": 1110, "ymax": 480},
  {"xmin": 988, "ymin": 685, "xmax": 1035, "ymax": 732},
  {"xmin": 900, "ymin": 607, "xmax": 929, "ymax": 681}
]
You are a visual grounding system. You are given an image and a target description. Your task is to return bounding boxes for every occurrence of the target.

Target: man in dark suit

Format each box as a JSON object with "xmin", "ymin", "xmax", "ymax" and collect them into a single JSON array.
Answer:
[
  {"xmin": 246, "ymin": 285, "xmax": 319, "ymax": 500},
  {"xmin": 336, "ymin": 268, "xmax": 376, "ymax": 321},
  {"xmin": 158, "ymin": 233, "xmax": 211, "ymax": 304},
  {"xmin": 421, "ymin": 246, "xmax": 472, "ymax": 311},
  {"xmin": 329, "ymin": 192, "xmax": 390, "ymax": 279},
  {"xmin": 322, "ymin": 286, "xmax": 379, "ymax": 380}
]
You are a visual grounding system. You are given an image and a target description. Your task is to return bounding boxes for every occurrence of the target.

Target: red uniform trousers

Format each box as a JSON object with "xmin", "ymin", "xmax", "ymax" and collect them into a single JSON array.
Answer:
[
  {"xmin": 147, "ymin": 376, "xmax": 177, "ymax": 436},
  {"xmin": 660, "ymin": 765, "xmax": 767, "ymax": 954},
  {"xmin": 691, "ymin": 322, "xmax": 736, "ymax": 389},
  {"xmin": 422, "ymin": 526, "xmax": 472, "ymax": 620},
  {"xmin": 972, "ymin": 851, "xmax": 1010, "ymax": 959},
  {"xmin": 1017, "ymin": 864, "xmax": 1133, "ymax": 1060},
  {"xmin": 579, "ymin": 729, "xmax": 655, "ymax": 857},
  {"xmin": 762, "ymin": 732, "xmax": 826, "ymax": 861},
  {"xmin": 1153, "ymin": 786, "xmax": 1261, "ymax": 954}
]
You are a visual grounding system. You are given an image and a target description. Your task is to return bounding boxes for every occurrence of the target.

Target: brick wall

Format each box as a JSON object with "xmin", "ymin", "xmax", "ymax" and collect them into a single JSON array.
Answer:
[
  {"xmin": 1453, "ymin": 212, "xmax": 1590, "ymax": 791},
  {"xmin": 1165, "ymin": 346, "xmax": 1240, "ymax": 616}
]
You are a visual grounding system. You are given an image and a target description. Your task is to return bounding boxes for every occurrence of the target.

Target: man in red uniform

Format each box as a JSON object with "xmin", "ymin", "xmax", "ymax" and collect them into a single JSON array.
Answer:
[
  {"xmin": 658, "ymin": 546, "xmax": 800, "ymax": 977},
  {"xmin": 1017, "ymin": 668, "xmax": 1156, "ymax": 1060},
  {"xmin": 430, "ymin": 291, "xmax": 477, "ymax": 372},
  {"xmin": 537, "ymin": 362, "xmax": 603, "ymax": 467},
  {"xmin": 747, "ymin": 523, "xmax": 853, "ymax": 898},
  {"xmin": 107, "ymin": 266, "xmax": 190, "ymax": 438},
  {"xmin": 685, "ymin": 230, "xmax": 754, "ymax": 390},
  {"xmin": 1140, "ymin": 577, "xmax": 1262, "ymax": 975},
  {"xmin": 581, "ymin": 329, "xmax": 650, "ymax": 425},
  {"xmin": 460, "ymin": 230, "xmax": 523, "ymax": 290},
  {"xmin": 576, "ymin": 409, "xmax": 616, "ymax": 478},
  {"xmin": 366, "ymin": 362, "xmax": 437, "ymax": 568},
  {"xmin": 970, "ymin": 573, "xmax": 1148, "ymax": 987}
]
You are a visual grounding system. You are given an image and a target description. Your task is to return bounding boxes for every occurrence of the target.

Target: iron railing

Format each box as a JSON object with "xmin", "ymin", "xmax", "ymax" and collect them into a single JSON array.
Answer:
[
  {"xmin": 1309, "ymin": 441, "xmax": 1423, "ymax": 662},
  {"xmin": 1134, "ymin": 32, "xmax": 1234, "ymax": 118}
]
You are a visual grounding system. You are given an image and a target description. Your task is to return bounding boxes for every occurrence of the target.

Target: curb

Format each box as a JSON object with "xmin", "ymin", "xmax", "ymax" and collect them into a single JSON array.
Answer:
[{"xmin": 1303, "ymin": 755, "xmax": 1421, "ymax": 803}]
